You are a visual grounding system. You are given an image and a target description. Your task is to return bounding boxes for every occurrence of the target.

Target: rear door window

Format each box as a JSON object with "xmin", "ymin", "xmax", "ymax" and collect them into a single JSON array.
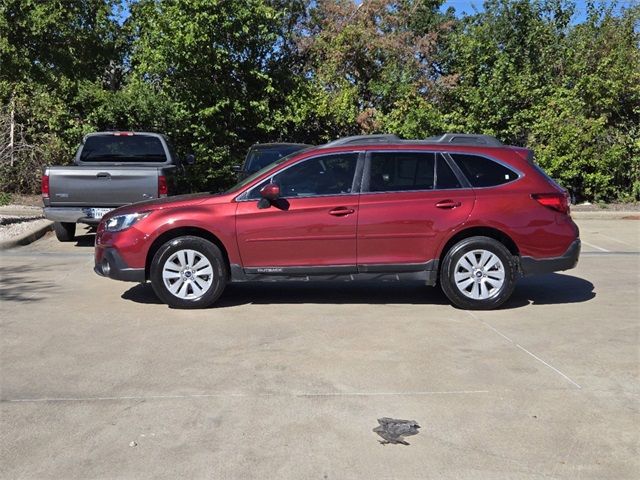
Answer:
[
  {"xmin": 80, "ymin": 135, "xmax": 167, "ymax": 162},
  {"xmin": 368, "ymin": 152, "xmax": 436, "ymax": 192},
  {"xmin": 450, "ymin": 153, "xmax": 518, "ymax": 187}
]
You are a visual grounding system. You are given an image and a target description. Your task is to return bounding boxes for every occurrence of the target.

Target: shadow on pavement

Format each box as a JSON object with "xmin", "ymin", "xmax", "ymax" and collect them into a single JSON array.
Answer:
[
  {"xmin": 0, "ymin": 265, "xmax": 58, "ymax": 303},
  {"xmin": 73, "ymin": 233, "xmax": 96, "ymax": 247},
  {"xmin": 121, "ymin": 273, "xmax": 594, "ymax": 310},
  {"xmin": 505, "ymin": 273, "xmax": 595, "ymax": 307}
]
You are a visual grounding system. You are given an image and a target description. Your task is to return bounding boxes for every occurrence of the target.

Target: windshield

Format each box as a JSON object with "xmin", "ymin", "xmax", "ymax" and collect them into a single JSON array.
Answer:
[
  {"xmin": 225, "ymin": 147, "xmax": 312, "ymax": 194},
  {"xmin": 80, "ymin": 135, "xmax": 167, "ymax": 163}
]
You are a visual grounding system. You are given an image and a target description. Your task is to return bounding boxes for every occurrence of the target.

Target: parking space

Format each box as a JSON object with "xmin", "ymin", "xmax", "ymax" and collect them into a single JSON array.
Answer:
[{"xmin": 1, "ymin": 217, "xmax": 638, "ymax": 479}]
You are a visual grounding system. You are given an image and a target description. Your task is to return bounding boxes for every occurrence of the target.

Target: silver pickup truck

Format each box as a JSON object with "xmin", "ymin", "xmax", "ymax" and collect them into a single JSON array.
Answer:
[{"xmin": 43, "ymin": 131, "xmax": 193, "ymax": 242}]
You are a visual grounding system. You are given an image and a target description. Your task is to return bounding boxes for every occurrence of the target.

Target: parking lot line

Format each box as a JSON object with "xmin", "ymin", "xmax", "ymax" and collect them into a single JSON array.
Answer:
[
  {"xmin": 466, "ymin": 311, "xmax": 582, "ymax": 389},
  {"xmin": 595, "ymin": 233, "xmax": 637, "ymax": 247},
  {"xmin": 4, "ymin": 390, "xmax": 492, "ymax": 403},
  {"xmin": 514, "ymin": 344, "xmax": 582, "ymax": 389},
  {"xmin": 581, "ymin": 240, "xmax": 610, "ymax": 252}
]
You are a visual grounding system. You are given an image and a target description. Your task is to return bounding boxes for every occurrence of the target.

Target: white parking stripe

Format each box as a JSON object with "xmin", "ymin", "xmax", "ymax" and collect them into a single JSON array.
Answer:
[
  {"xmin": 596, "ymin": 233, "xmax": 638, "ymax": 248},
  {"xmin": 4, "ymin": 390, "xmax": 491, "ymax": 403},
  {"xmin": 581, "ymin": 240, "xmax": 610, "ymax": 252},
  {"xmin": 515, "ymin": 344, "xmax": 582, "ymax": 389},
  {"xmin": 466, "ymin": 312, "xmax": 582, "ymax": 389}
]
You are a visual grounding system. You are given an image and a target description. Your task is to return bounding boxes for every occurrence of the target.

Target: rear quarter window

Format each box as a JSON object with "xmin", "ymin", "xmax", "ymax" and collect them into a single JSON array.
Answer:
[{"xmin": 450, "ymin": 153, "xmax": 518, "ymax": 187}]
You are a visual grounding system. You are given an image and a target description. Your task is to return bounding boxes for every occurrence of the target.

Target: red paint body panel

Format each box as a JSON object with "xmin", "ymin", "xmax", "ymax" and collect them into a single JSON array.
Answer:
[
  {"xmin": 236, "ymin": 195, "xmax": 358, "ymax": 267},
  {"xmin": 357, "ymin": 189, "xmax": 475, "ymax": 264}
]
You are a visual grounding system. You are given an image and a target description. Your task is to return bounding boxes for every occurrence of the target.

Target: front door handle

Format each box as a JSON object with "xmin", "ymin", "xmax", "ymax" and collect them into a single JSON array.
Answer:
[
  {"xmin": 328, "ymin": 207, "xmax": 355, "ymax": 216},
  {"xmin": 435, "ymin": 200, "xmax": 461, "ymax": 209},
  {"xmin": 96, "ymin": 172, "xmax": 111, "ymax": 179}
]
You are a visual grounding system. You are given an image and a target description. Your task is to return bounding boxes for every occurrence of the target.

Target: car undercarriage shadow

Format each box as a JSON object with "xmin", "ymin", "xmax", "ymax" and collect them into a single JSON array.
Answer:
[{"xmin": 121, "ymin": 273, "xmax": 594, "ymax": 310}]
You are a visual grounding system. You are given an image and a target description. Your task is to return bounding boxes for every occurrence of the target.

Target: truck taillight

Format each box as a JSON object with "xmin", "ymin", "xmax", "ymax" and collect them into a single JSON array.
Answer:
[
  {"xmin": 41, "ymin": 174, "xmax": 49, "ymax": 198},
  {"xmin": 532, "ymin": 193, "xmax": 569, "ymax": 214},
  {"xmin": 158, "ymin": 175, "xmax": 168, "ymax": 197}
]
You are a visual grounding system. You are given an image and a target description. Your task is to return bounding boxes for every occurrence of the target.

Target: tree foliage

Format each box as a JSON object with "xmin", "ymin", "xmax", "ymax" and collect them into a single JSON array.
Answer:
[{"xmin": 0, "ymin": 0, "xmax": 638, "ymax": 201}]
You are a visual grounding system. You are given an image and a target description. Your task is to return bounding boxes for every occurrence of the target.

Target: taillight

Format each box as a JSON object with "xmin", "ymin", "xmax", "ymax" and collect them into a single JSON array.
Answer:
[
  {"xmin": 532, "ymin": 193, "xmax": 569, "ymax": 214},
  {"xmin": 41, "ymin": 174, "xmax": 49, "ymax": 198},
  {"xmin": 158, "ymin": 175, "xmax": 168, "ymax": 197}
]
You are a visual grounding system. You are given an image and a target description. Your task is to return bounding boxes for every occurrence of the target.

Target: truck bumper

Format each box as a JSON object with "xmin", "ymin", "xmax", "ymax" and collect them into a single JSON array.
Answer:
[
  {"xmin": 44, "ymin": 207, "xmax": 102, "ymax": 225},
  {"xmin": 520, "ymin": 239, "xmax": 581, "ymax": 276},
  {"xmin": 94, "ymin": 247, "xmax": 146, "ymax": 283}
]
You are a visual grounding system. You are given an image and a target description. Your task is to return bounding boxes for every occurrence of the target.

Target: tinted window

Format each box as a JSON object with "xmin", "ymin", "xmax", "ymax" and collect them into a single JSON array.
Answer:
[
  {"xmin": 245, "ymin": 145, "xmax": 308, "ymax": 172},
  {"xmin": 249, "ymin": 153, "xmax": 358, "ymax": 199},
  {"xmin": 451, "ymin": 153, "xmax": 518, "ymax": 187},
  {"xmin": 80, "ymin": 135, "xmax": 167, "ymax": 162},
  {"xmin": 368, "ymin": 152, "xmax": 435, "ymax": 192},
  {"xmin": 436, "ymin": 155, "xmax": 462, "ymax": 189}
]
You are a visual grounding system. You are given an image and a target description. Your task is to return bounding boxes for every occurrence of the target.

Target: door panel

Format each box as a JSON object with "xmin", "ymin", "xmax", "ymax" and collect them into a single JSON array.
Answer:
[
  {"xmin": 235, "ymin": 152, "xmax": 361, "ymax": 269},
  {"xmin": 235, "ymin": 196, "xmax": 359, "ymax": 268},
  {"xmin": 357, "ymin": 190, "xmax": 475, "ymax": 266}
]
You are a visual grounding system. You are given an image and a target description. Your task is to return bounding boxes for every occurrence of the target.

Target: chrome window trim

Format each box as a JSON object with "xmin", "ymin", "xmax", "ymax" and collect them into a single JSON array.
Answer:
[{"xmin": 235, "ymin": 151, "xmax": 364, "ymax": 202}]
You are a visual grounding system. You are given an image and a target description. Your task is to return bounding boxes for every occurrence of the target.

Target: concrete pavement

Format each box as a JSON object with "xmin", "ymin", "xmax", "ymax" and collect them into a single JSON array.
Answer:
[{"xmin": 0, "ymin": 218, "xmax": 638, "ymax": 479}]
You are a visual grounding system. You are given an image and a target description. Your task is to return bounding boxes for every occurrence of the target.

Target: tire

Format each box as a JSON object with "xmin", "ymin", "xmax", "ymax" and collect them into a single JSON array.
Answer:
[
  {"xmin": 53, "ymin": 222, "xmax": 76, "ymax": 242},
  {"xmin": 439, "ymin": 236, "xmax": 516, "ymax": 310},
  {"xmin": 149, "ymin": 236, "xmax": 227, "ymax": 309}
]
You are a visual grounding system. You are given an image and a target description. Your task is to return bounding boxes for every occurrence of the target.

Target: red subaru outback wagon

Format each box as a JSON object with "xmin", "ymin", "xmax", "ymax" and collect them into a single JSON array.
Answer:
[{"xmin": 94, "ymin": 134, "xmax": 580, "ymax": 310}]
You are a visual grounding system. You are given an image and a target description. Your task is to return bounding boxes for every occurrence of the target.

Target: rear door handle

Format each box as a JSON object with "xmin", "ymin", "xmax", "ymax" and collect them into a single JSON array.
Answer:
[
  {"xmin": 96, "ymin": 172, "xmax": 111, "ymax": 179},
  {"xmin": 328, "ymin": 207, "xmax": 355, "ymax": 216},
  {"xmin": 435, "ymin": 200, "xmax": 461, "ymax": 209}
]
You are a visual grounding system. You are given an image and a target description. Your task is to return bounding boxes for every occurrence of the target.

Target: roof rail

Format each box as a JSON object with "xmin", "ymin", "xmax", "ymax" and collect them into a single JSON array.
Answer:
[
  {"xmin": 321, "ymin": 134, "xmax": 401, "ymax": 148},
  {"xmin": 424, "ymin": 133, "xmax": 503, "ymax": 147},
  {"xmin": 319, "ymin": 132, "xmax": 504, "ymax": 148}
]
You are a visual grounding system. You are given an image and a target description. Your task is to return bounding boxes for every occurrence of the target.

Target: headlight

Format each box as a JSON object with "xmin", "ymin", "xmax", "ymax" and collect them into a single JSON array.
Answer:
[{"xmin": 104, "ymin": 212, "xmax": 150, "ymax": 232}]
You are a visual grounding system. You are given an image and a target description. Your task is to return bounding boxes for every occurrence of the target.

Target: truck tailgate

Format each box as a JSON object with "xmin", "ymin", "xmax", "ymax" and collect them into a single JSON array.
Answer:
[{"xmin": 48, "ymin": 166, "xmax": 163, "ymax": 207}]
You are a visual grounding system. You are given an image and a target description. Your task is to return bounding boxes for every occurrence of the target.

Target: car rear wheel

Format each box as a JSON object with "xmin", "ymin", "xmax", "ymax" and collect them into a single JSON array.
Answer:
[
  {"xmin": 53, "ymin": 222, "xmax": 76, "ymax": 242},
  {"xmin": 150, "ymin": 236, "xmax": 227, "ymax": 309},
  {"xmin": 440, "ymin": 236, "xmax": 516, "ymax": 310}
]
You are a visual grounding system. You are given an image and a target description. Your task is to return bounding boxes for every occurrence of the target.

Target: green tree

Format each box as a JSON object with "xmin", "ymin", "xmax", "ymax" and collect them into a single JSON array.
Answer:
[
  {"xmin": 0, "ymin": 0, "xmax": 123, "ymax": 192},
  {"xmin": 277, "ymin": 0, "xmax": 455, "ymax": 141},
  {"xmin": 124, "ymin": 0, "xmax": 304, "ymax": 191}
]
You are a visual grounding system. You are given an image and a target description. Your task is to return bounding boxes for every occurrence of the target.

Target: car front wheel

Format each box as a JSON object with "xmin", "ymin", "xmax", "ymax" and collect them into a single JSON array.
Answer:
[
  {"xmin": 440, "ymin": 236, "xmax": 516, "ymax": 310},
  {"xmin": 150, "ymin": 236, "xmax": 227, "ymax": 309}
]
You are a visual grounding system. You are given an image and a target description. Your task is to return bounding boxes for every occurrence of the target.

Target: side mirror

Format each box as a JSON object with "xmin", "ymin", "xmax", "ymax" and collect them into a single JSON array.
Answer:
[
  {"xmin": 260, "ymin": 183, "xmax": 280, "ymax": 201},
  {"xmin": 184, "ymin": 154, "xmax": 196, "ymax": 166}
]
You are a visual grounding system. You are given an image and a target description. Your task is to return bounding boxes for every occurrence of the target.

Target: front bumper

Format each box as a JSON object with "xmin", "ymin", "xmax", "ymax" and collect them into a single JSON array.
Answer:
[
  {"xmin": 94, "ymin": 247, "xmax": 145, "ymax": 282},
  {"xmin": 520, "ymin": 239, "xmax": 581, "ymax": 276}
]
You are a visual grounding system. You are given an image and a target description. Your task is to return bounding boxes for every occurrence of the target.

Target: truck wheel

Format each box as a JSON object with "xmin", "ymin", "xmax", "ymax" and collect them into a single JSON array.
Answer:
[
  {"xmin": 440, "ymin": 236, "xmax": 516, "ymax": 310},
  {"xmin": 53, "ymin": 222, "xmax": 76, "ymax": 242},
  {"xmin": 150, "ymin": 236, "xmax": 227, "ymax": 309}
]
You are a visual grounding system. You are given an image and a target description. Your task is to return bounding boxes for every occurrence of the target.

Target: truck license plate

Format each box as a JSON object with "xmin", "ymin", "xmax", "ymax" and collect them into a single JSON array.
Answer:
[{"xmin": 87, "ymin": 208, "xmax": 113, "ymax": 219}]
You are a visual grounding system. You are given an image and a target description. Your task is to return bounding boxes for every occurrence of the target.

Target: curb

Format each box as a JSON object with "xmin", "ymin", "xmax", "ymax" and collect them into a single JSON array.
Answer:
[
  {"xmin": 0, "ymin": 220, "xmax": 54, "ymax": 250},
  {"xmin": 571, "ymin": 211, "xmax": 639, "ymax": 220}
]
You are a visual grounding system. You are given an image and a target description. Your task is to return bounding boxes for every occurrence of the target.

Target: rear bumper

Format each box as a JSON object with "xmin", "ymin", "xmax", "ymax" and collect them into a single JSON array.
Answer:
[
  {"xmin": 520, "ymin": 239, "xmax": 581, "ymax": 276},
  {"xmin": 44, "ymin": 207, "xmax": 103, "ymax": 225},
  {"xmin": 94, "ymin": 247, "xmax": 145, "ymax": 282}
]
